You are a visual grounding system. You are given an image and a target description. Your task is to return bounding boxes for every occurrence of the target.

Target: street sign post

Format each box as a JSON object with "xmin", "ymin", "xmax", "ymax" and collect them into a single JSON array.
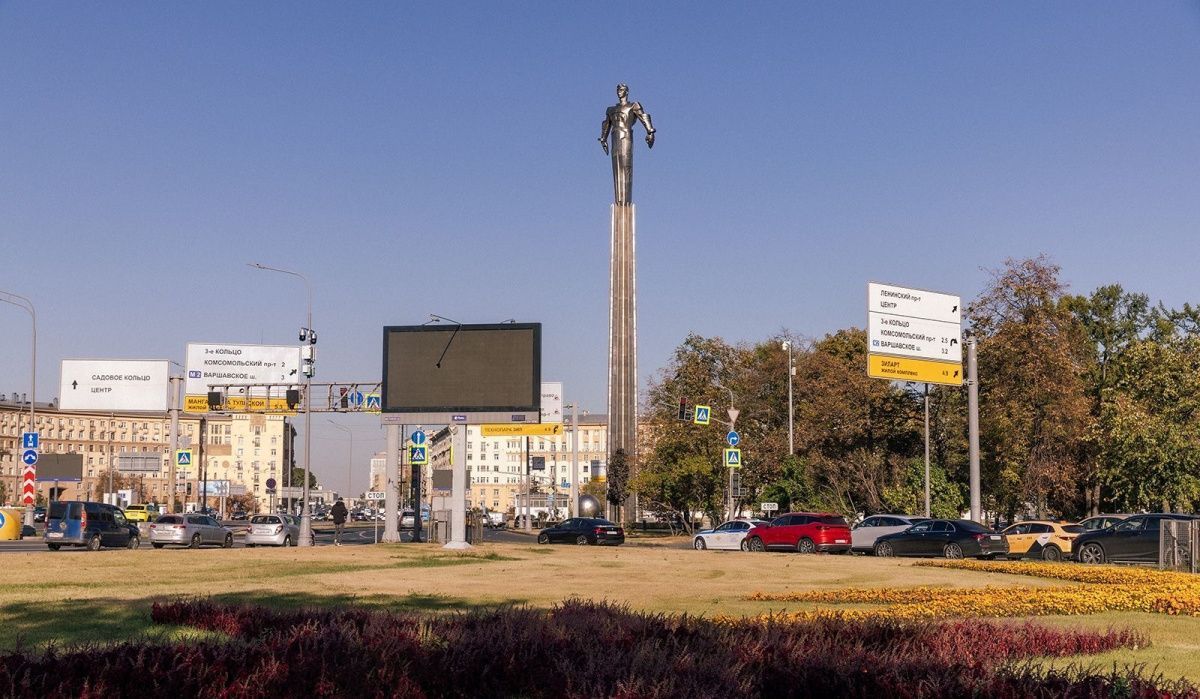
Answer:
[
  {"xmin": 866, "ymin": 282, "xmax": 962, "ymax": 387},
  {"xmin": 726, "ymin": 430, "xmax": 740, "ymax": 446},
  {"xmin": 410, "ymin": 445, "xmax": 428, "ymax": 465},
  {"xmin": 22, "ymin": 432, "xmax": 38, "ymax": 450},
  {"xmin": 59, "ymin": 359, "xmax": 171, "ymax": 412},
  {"xmin": 480, "ymin": 424, "xmax": 563, "ymax": 437},
  {"xmin": 175, "ymin": 449, "xmax": 193, "ymax": 467},
  {"xmin": 411, "ymin": 430, "xmax": 427, "ymax": 445},
  {"xmin": 761, "ymin": 502, "xmax": 779, "ymax": 513},
  {"xmin": 693, "ymin": 405, "xmax": 711, "ymax": 426},
  {"xmin": 365, "ymin": 491, "xmax": 386, "ymax": 501},
  {"xmin": 724, "ymin": 448, "xmax": 742, "ymax": 468}
]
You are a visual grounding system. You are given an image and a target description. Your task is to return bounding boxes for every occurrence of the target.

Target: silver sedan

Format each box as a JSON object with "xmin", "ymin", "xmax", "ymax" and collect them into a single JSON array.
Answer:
[
  {"xmin": 149, "ymin": 514, "xmax": 233, "ymax": 549},
  {"xmin": 245, "ymin": 514, "xmax": 302, "ymax": 547}
]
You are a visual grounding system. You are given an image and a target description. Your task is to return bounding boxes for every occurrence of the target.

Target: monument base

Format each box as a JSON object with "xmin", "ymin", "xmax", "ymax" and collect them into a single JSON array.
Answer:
[{"xmin": 442, "ymin": 540, "xmax": 473, "ymax": 550}]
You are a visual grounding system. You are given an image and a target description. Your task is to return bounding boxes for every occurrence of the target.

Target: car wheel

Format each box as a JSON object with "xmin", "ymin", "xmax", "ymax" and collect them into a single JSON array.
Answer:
[
  {"xmin": 152, "ymin": 543, "xmax": 165, "ymax": 549},
  {"xmin": 797, "ymin": 537, "xmax": 816, "ymax": 554},
  {"xmin": 537, "ymin": 533, "xmax": 550, "ymax": 545},
  {"xmin": 694, "ymin": 537, "xmax": 707, "ymax": 550},
  {"xmin": 748, "ymin": 537, "xmax": 765, "ymax": 553},
  {"xmin": 943, "ymin": 543, "xmax": 964, "ymax": 559},
  {"xmin": 874, "ymin": 541, "xmax": 894, "ymax": 557},
  {"xmin": 127, "ymin": 536, "xmax": 140, "ymax": 550},
  {"xmin": 740, "ymin": 539, "xmax": 750, "ymax": 552},
  {"xmin": 47, "ymin": 544, "xmax": 61, "ymax": 551},
  {"xmin": 189, "ymin": 533, "xmax": 202, "ymax": 549},
  {"xmin": 86, "ymin": 534, "xmax": 102, "ymax": 551},
  {"xmin": 283, "ymin": 535, "xmax": 292, "ymax": 547},
  {"xmin": 1078, "ymin": 543, "xmax": 1105, "ymax": 565},
  {"xmin": 575, "ymin": 534, "xmax": 589, "ymax": 546},
  {"xmin": 1042, "ymin": 545, "xmax": 1063, "ymax": 562},
  {"xmin": 223, "ymin": 534, "xmax": 233, "ymax": 549}
]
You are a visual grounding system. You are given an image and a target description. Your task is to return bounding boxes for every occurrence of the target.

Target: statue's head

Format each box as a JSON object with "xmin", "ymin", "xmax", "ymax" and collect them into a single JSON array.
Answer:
[{"xmin": 616, "ymin": 83, "xmax": 629, "ymax": 99}]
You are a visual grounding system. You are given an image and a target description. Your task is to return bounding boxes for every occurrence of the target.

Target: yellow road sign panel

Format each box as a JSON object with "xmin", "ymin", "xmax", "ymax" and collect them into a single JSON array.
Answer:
[
  {"xmin": 184, "ymin": 394, "xmax": 297, "ymax": 414},
  {"xmin": 868, "ymin": 354, "xmax": 962, "ymax": 386},
  {"xmin": 480, "ymin": 424, "xmax": 564, "ymax": 437}
]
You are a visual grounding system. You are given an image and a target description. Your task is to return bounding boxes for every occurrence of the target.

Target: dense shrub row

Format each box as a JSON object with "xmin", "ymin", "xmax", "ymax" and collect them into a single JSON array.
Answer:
[{"xmin": 0, "ymin": 600, "xmax": 1191, "ymax": 698}]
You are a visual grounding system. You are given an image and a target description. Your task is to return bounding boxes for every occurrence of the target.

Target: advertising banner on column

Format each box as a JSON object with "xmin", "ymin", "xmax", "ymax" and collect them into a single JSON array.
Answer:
[
  {"xmin": 59, "ymin": 359, "xmax": 170, "ymax": 412},
  {"xmin": 184, "ymin": 343, "xmax": 301, "ymax": 413}
]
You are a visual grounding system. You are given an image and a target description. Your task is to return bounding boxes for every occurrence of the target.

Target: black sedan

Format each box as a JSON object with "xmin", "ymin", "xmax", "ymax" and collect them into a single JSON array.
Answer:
[
  {"xmin": 537, "ymin": 518, "xmax": 625, "ymax": 546},
  {"xmin": 873, "ymin": 519, "xmax": 1008, "ymax": 559},
  {"xmin": 1074, "ymin": 513, "xmax": 1197, "ymax": 564}
]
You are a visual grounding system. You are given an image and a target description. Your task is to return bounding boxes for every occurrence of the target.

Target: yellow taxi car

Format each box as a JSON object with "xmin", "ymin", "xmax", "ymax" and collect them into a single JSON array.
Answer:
[
  {"xmin": 1001, "ymin": 520, "xmax": 1085, "ymax": 561},
  {"xmin": 123, "ymin": 504, "xmax": 159, "ymax": 523}
]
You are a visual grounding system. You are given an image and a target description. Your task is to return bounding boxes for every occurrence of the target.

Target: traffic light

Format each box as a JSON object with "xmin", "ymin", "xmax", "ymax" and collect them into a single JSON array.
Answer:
[
  {"xmin": 678, "ymin": 397, "xmax": 688, "ymax": 421},
  {"xmin": 286, "ymin": 389, "xmax": 301, "ymax": 410}
]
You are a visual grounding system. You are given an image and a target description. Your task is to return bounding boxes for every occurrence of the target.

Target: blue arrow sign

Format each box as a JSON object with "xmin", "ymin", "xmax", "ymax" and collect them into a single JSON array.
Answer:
[
  {"xmin": 21, "ymin": 449, "xmax": 38, "ymax": 466},
  {"xmin": 348, "ymin": 391, "xmax": 364, "ymax": 407},
  {"xmin": 727, "ymin": 431, "xmax": 740, "ymax": 447},
  {"xmin": 411, "ymin": 430, "xmax": 426, "ymax": 445},
  {"xmin": 22, "ymin": 432, "xmax": 38, "ymax": 449}
]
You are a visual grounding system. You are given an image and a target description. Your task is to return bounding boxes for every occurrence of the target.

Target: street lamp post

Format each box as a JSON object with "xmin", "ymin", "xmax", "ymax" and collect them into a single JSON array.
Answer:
[
  {"xmin": 249, "ymin": 263, "xmax": 316, "ymax": 547},
  {"xmin": 713, "ymin": 382, "xmax": 739, "ymax": 520},
  {"xmin": 328, "ymin": 420, "xmax": 353, "ymax": 501},
  {"xmin": 1, "ymin": 290, "xmax": 36, "ymax": 519},
  {"xmin": 566, "ymin": 402, "xmax": 578, "ymax": 518},
  {"xmin": 782, "ymin": 340, "xmax": 794, "ymax": 456}
]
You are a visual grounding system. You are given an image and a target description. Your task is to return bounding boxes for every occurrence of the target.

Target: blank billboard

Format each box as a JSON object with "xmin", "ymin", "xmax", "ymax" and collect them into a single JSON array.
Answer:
[
  {"xmin": 34, "ymin": 453, "xmax": 84, "ymax": 482},
  {"xmin": 382, "ymin": 323, "xmax": 540, "ymax": 423}
]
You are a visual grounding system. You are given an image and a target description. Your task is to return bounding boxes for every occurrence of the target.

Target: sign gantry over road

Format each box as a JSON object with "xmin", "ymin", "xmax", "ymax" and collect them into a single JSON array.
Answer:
[{"xmin": 867, "ymin": 282, "xmax": 963, "ymax": 387}]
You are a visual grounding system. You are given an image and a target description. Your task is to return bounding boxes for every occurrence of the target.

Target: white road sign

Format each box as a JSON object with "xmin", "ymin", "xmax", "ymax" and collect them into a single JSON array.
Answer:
[
  {"xmin": 59, "ymin": 359, "xmax": 170, "ymax": 412},
  {"xmin": 365, "ymin": 491, "xmax": 386, "ymax": 501},
  {"xmin": 868, "ymin": 312, "xmax": 962, "ymax": 363},
  {"xmin": 868, "ymin": 282, "xmax": 961, "ymax": 324},
  {"xmin": 540, "ymin": 381, "xmax": 563, "ymax": 424},
  {"xmin": 184, "ymin": 343, "xmax": 301, "ymax": 410}
]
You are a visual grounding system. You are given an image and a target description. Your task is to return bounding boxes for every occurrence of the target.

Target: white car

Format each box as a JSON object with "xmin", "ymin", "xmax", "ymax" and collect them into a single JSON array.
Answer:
[
  {"xmin": 851, "ymin": 514, "xmax": 928, "ymax": 554},
  {"xmin": 692, "ymin": 519, "xmax": 768, "ymax": 550}
]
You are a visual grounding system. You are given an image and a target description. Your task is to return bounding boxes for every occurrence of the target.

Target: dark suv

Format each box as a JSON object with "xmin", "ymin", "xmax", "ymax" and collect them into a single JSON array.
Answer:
[
  {"xmin": 44, "ymin": 501, "xmax": 140, "ymax": 551},
  {"xmin": 1075, "ymin": 513, "xmax": 1197, "ymax": 564}
]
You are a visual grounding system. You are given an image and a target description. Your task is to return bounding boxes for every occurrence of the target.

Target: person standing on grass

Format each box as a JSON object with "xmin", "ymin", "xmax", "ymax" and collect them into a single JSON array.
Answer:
[{"xmin": 331, "ymin": 499, "xmax": 348, "ymax": 546}]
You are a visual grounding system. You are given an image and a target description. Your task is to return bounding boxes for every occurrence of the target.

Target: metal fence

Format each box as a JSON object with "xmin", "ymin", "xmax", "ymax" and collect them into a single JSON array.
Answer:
[{"xmin": 1159, "ymin": 520, "xmax": 1198, "ymax": 573}]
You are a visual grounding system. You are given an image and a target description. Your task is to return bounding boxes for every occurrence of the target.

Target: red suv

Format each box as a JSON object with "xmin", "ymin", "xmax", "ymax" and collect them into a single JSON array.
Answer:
[{"xmin": 744, "ymin": 512, "xmax": 852, "ymax": 553}]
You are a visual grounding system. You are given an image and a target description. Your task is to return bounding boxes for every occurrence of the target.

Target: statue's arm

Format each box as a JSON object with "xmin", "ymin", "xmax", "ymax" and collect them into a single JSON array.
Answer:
[
  {"xmin": 599, "ymin": 114, "xmax": 611, "ymax": 154},
  {"xmin": 633, "ymin": 103, "xmax": 656, "ymax": 148}
]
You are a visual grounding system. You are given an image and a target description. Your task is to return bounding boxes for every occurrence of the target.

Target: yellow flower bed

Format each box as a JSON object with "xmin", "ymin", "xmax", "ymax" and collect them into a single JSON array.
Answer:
[{"xmin": 743, "ymin": 561, "xmax": 1200, "ymax": 623}]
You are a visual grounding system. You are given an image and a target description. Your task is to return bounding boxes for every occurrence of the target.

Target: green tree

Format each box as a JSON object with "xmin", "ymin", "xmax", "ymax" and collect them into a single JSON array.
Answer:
[
  {"xmin": 605, "ymin": 449, "xmax": 630, "ymax": 520},
  {"xmin": 971, "ymin": 256, "xmax": 1094, "ymax": 521},
  {"xmin": 1100, "ymin": 338, "xmax": 1200, "ymax": 512},
  {"xmin": 632, "ymin": 453, "xmax": 724, "ymax": 532},
  {"xmin": 882, "ymin": 458, "xmax": 964, "ymax": 519},
  {"xmin": 289, "ymin": 467, "xmax": 319, "ymax": 489}
]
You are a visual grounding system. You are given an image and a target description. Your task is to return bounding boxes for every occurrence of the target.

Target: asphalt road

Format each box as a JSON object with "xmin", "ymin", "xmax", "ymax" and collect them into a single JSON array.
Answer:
[{"xmin": 0, "ymin": 522, "xmax": 535, "ymax": 553}]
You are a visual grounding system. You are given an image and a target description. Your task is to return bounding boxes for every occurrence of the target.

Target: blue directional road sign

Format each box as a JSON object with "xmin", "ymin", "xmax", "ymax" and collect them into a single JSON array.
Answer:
[
  {"xmin": 348, "ymin": 391, "xmax": 364, "ymax": 408},
  {"xmin": 411, "ymin": 430, "xmax": 427, "ymax": 445},
  {"xmin": 693, "ymin": 405, "xmax": 711, "ymax": 426},
  {"xmin": 723, "ymin": 448, "xmax": 742, "ymax": 468},
  {"xmin": 410, "ymin": 445, "xmax": 428, "ymax": 465},
  {"xmin": 727, "ymin": 431, "xmax": 740, "ymax": 447},
  {"xmin": 21, "ymin": 449, "xmax": 38, "ymax": 466},
  {"xmin": 22, "ymin": 432, "xmax": 39, "ymax": 449}
]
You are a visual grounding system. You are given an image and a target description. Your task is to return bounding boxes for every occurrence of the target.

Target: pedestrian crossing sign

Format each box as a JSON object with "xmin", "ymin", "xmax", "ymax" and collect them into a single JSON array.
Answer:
[
  {"xmin": 410, "ymin": 445, "xmax": 428, "ymax": 465},
  {"xmin": 693, "ymin": 405, "xmax": 711, "ymax": 426},
  {"xmin": 176, "ymin": 449, "xmax": 193, "ymax": 467},
  {"xmin": 724, "ymin": 448, "xmax": 742, "ymax": 468}
]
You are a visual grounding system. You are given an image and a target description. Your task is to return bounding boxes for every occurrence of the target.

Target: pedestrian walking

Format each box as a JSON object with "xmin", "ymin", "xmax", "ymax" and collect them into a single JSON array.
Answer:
[{"xmin": 331, "ymin": 499, "xmax": 348, "ymax": 546}]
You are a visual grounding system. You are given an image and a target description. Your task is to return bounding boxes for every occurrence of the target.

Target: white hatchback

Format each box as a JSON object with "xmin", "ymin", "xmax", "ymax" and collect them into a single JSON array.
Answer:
[
  {"xmin": 851, "ymin": 514, "xmax": 928, "ymax": 554},
  {"xmin": 693, "ymin": 519, "xmax": 769, "ymax": 551}
]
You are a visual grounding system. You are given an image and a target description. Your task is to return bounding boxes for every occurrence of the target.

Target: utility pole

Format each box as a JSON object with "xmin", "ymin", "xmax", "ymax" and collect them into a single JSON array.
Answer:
[
  {"xmin": 382, "ymin": 424, "xmax": 400, "ymax": 542},
  {"xmin": 167, "ymin": 376, "xmax": 181, "ymax": 513},
  {"xmin": 967, "ymin": 332, "xmax": 981, "ymax": 522},
  {"xmin": 923, "ymin": 383, "xmax": 931, "ymax": 518},
  {"xmin": 523, "ymin": 436, "xmax": 532, "ymax": 532},
  {"xmin": 568, "ymin": 402, "xmax": 579, "ymax": 518}
]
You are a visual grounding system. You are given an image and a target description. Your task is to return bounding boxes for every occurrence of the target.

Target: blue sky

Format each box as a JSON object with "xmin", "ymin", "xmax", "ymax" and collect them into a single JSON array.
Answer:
[{"xmin": 4, "ymin": 3, "xmax": 1200, "ymax": 493}]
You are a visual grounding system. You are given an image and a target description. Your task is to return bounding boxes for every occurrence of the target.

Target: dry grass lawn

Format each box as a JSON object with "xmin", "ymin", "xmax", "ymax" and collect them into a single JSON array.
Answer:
[{"xmin": 1, "ymin": 540, "xmax": 1197, "ymax": 681}]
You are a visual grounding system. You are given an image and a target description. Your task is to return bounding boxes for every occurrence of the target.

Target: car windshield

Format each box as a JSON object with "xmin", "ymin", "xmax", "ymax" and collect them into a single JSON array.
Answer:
[
  {"xmin": 1062, "ymin": 525, "xmax": 1085, "ymax": 534},
  {"xmin": 817, "ymin": 516, "xmax": 848, "ymax": 526}
]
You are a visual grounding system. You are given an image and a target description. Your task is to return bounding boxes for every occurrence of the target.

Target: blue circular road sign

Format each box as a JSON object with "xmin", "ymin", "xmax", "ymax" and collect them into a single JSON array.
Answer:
[
  {"xmin": 727, "ymin": 431, "xmax": 740, "ymax": 447},
  {"xmin": 412, "ymin": 430, "xmax": 427, "ymax": 445},
  {"xmin": 265, "ymin": 478, "xmax": 277, "ymax": 490}
]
